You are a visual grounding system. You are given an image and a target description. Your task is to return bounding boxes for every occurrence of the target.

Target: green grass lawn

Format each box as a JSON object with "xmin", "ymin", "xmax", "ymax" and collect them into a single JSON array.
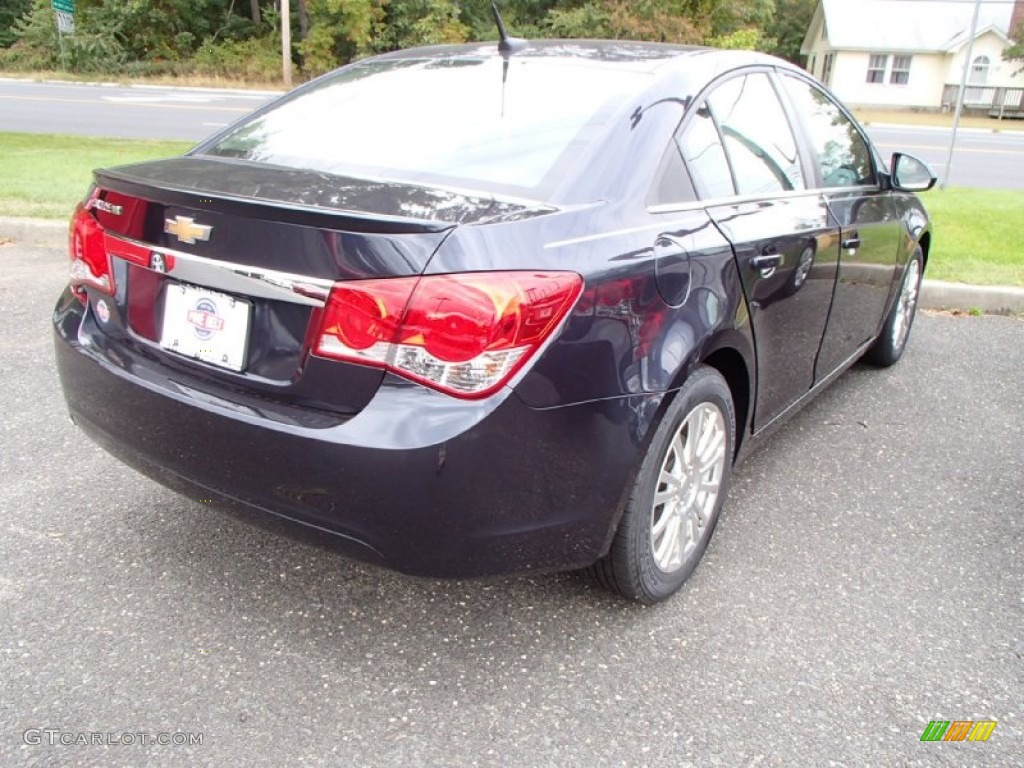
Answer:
[
  {"xmin": 923, "ymin": 187, "xmax": 1024, "ymax": 287},
  {"xmin": 1, "ymin": 132, "xmax": 1021, "ymax": 286},
  {"xmin": 0, "ymin": 132, "xmax": 192, "ymax": 219}
]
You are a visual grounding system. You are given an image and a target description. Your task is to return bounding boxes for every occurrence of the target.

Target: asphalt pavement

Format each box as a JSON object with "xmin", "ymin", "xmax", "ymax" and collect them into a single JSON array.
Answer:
[
  {"xmin": 1, "ymin": 242, "xmax": 1021, "ymax": 767},
  {"xmin": 0, "ymin": 78, "xmax": 274, "ymax": 141},
  {"xmin": 866, "ymin": 123, "xmax": 1024, "ymax": 191}
]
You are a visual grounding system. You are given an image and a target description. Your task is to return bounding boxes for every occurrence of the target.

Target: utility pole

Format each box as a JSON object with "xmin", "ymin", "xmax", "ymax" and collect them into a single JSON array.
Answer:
[
  {"xmin": 943, "ymin": 0, "xmax": 982, "ymax": 190},
  {"xmin": 281, "ymin": 0, "xmax": 293, "ymax": 88}
]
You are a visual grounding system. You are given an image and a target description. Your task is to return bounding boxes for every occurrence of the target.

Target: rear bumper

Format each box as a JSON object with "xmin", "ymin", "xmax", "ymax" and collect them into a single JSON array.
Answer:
[{"xmin": 54, "ymin": 290, "xmax": 659, "ymax": 578}]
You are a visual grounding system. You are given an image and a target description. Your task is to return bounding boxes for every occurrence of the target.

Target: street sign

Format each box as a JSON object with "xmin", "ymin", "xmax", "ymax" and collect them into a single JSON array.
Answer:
[
  {"xmin": 55, "ymin": 10, "xmax": 75, "ymax": 34},
  {"xmin": 51, "ymin": 0, "xmax": 74, "ymax": 68}
]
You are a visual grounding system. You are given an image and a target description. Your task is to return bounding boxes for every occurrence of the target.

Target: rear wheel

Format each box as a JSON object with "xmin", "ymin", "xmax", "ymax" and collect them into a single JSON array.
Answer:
[
  {"xmin": 865, "ymin": 248, "xmax": 923, "ymax": 367},
  {"xmin": 586, "ymin": 366, "xmax": 735, "ymax": 604}
]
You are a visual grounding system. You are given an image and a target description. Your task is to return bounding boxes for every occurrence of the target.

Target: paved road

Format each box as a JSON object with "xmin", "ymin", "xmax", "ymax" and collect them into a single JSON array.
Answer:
[
  {"xmin": 2, "ymin": 79, "xmax": 1023, "ymax": 189},
  {"xmin": 0, "ymin": 78, "xmax": 275, "ymax": 142},
  {"xmin": 868, "ymin": 124, "xmax": 1024, "ymax": 190},
  {"xmin": 1, "ymin": 242, "xmax": 1021, "ymax": 767}
]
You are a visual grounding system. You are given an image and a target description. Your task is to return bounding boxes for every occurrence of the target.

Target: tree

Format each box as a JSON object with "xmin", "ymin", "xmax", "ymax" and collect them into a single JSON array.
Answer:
[
  {"xmin": 545, "ymin": 0, "xmax": 706, "ymax": 44},
  {"xmin": 371, "ymin": 0, "xmax": 470, "ymax": 53},
  {"xmin": 708, "ymin": 0, "xmax": 774, "ymax": 38},
  {"xmin": 766, "ymin": 0, "xmax": 814, "ymax": 63},
  {"xmin": 1005, "ymin": 24, "xmax": 1024, "ymax": 75},
  {"xmin": 0, "ymin": 0, "xmax": 32, "ymax": 48},
  {"xmin": 296, "ymin": 0, "xmax": 385, "ymax": 75}
]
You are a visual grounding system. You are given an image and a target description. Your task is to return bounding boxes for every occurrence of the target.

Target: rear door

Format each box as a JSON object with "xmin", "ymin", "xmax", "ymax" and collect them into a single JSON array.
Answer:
[
  {"xmin": 682, "ymin": 71, "xmax": 840, "ymax": 429},
  {"xmin": 777, "ymin": 73, "xmax": 902, "ymax": 376}
]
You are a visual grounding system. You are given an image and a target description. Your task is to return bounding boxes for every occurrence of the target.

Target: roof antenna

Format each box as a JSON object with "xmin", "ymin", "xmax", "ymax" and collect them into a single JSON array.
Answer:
[
  {"xmin": 492, "ymin": 2, "xmax": 526, "ymax": 56},
  {"xmin": 491, "ymin": 2, "xmax": 525, "ymax": 117}
]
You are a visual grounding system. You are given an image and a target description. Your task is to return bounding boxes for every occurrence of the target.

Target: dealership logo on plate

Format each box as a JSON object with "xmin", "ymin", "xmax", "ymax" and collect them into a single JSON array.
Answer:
[{"xmin": 187, "ymin": 298, "xmax": 225, "ymax": 340}]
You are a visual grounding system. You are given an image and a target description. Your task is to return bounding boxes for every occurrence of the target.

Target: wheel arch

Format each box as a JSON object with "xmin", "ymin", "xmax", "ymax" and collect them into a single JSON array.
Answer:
[
  {"xmin": 701, "ymin": 346, "xmax": 752, "ymax": 461},
  {"xmin": 661, "ymin": 329, "xmax": 755, "ymax": 463},
  {"xmin": 917, "ymin": 229, "xmax": 931, "ymax": 270}
]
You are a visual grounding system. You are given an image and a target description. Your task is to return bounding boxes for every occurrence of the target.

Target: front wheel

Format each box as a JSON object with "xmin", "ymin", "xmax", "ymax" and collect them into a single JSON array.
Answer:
[
  {"xmin": 865, "ymin": 248, "xmax": 923, "ymax": 367},
  {"xmin": 585, "ymin": 366, "xmax": 735, "ymax": 604}
]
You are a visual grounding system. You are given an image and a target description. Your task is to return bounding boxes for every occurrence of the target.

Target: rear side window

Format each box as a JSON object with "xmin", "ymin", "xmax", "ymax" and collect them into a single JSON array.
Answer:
[
  {"xmin": 780, "ymin": 75, "xmax": 876, "ymax": 188},
  {"xmin": 706, "ymin": 73, "xmax": 805, "ymax": 196},
  {"xmin": 677, "ymin": 104, "xmax": 735, "ymax": 200}
]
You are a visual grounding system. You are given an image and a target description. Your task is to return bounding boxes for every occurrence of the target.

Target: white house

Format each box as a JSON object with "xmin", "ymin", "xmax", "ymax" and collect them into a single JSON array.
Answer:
[{"xmin": 801, "ymin": 0, "xmax": 1024, "ymax": 113}]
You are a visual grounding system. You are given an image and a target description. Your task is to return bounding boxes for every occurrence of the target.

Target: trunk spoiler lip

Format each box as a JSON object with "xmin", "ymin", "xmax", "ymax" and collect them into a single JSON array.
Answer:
[
  {"xmin": 94, "ymin": 166, "xmax": 455, "ymax": 236},
  {"xmin": 94, "ymin": 156, "xmax": 560, "ymax": 234}
]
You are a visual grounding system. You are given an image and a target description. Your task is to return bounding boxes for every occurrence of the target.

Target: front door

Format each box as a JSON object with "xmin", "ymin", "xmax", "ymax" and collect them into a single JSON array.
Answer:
[{"xmin": 776, "ymin": 74, "xmax": 902, "ymax": 376}]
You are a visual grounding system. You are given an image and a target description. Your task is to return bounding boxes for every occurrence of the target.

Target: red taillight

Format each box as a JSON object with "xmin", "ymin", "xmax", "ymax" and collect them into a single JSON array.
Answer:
[
  {"xmin": 315, "ymin": 271, "xmax": 583, "ymax": 399},
  {"xmin": 69, "ymin": 199, "xmax": 113, "ymax": 296}
]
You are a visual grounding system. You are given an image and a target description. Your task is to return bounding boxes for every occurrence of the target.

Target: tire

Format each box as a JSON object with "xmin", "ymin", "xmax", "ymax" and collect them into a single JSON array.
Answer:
[
  {"xmin": 865, "ymin": 247, "xmax": 923, "ymax": 367},
  {"xmin": 585, "ymin": 366, "xmax": 735, "ymax": 604}
]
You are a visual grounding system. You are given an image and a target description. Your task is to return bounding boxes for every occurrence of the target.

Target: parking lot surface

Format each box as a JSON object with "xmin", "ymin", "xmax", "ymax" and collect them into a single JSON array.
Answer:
[{"xmin": 1, "ymin": 243, "xmax": 1021, "ymax": 767}]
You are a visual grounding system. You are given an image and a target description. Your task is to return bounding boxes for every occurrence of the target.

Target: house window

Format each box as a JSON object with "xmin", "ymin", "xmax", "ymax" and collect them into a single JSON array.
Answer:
[
  {"xmin": 866, "ymin": 54, "xmax": 888, "ymax": 84},
  {"xmin": 809, "ymin": 55, "xmax": 817, "ymax": 76},
  {"xmin": 890, "ymin": 55, "xmax": 912, "ymax": 85},
  {"xmin": 970, "ymin": 55, "xmax": 990, "ymax": 84},
  {"xmin": 966, "ymin": 55, "xmax": 991, "ymax": 104},
  {"xmin": 823, "ymin": 53, "xmax": 835, "ymax": 85}
]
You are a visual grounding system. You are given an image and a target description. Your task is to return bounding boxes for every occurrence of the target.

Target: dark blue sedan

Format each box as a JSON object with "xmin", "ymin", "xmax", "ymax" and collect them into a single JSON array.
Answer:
[{"xmin": 53, "ymin": 40, "xmax": 934, "ymax": 603}]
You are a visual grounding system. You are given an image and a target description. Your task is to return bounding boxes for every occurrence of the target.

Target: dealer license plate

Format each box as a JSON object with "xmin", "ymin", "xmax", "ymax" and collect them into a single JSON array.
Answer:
[{"xmin": 160, "ymin": 282, "xmax": 250, "ymax": 372}]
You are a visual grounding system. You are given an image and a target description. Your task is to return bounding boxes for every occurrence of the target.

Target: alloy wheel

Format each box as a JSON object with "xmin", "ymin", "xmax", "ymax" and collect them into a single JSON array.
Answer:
[{"xmin": 650, "ymin": 402, "xmax": 728, "ymax": 573}]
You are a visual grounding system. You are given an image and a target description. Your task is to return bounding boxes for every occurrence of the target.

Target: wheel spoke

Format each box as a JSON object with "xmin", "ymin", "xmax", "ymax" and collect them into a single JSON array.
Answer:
[
  {"xmin": 678, "ymin": 420, "xmax": 695, "ymax": 467},
  {"xmin": 659, "ymin": 469, "xmax": 683, "ymax": 494},
  {"xmin": 696, "ymin": 426, "xmax": 725, "ymax": 475},
  {"xmin": 696, "ymin": 478, "xmax": 720, "ymax": 497},
  {"xmin": 651, "ymin": 506, "xmax": 673, "ymax": 538},
  {"xmin": 654, "ymin": 514, "xmax": 682, "ymax": 569}
]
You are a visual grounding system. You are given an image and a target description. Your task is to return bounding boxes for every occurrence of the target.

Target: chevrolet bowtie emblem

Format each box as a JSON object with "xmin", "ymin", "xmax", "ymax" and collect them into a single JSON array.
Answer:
[{"xmin": 164, "ymin": 216, "xmax": 212, "ymax": 245}]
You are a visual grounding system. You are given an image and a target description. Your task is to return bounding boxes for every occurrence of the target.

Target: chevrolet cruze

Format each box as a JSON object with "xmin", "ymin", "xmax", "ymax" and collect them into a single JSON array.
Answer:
[{"xmin": 53, "ymin": 40, "xmax": 935, "ymax": 603}]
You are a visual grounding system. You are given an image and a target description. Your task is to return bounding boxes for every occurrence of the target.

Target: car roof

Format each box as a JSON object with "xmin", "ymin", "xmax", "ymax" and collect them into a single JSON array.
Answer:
[
  {"xmin": 363, "ymin": 40, "xmax": 804, "ymax": 102},
  {"xmin": 368, "ymin": 39, "xmax": 773, "ymax": 73}
]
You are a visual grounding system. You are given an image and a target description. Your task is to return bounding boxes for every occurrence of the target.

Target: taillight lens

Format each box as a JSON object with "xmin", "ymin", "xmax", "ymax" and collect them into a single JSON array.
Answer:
[
  {"xmin": 69, "ymin": 200, "xmax": 114, "ymax": 296},
  {"xmin": 315, "ymin": 271, "xmax": 583, "ymax": 399}
]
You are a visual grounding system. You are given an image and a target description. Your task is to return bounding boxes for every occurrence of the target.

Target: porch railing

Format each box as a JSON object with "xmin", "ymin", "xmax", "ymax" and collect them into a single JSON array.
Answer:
[{"xmin": 941, "ymin": 84, "xmax": 1024, "ymax": 117}]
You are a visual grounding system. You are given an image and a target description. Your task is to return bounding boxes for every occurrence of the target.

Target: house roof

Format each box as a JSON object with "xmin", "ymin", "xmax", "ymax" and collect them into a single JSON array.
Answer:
[{"xmin": 812, "ymin": 0, "xmax": 1015, "ymax": 53}]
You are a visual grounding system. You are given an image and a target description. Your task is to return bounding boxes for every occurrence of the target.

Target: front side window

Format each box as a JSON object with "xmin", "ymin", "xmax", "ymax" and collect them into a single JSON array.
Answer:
[
  {"xmin": 867, "ymin": 54, "xmax": 888, "ymax": 84},
  {"xmin": 890, "ymin": 55, "xmax": 912, "ymax": 85},
  {"xmin": 781, "ymin": 75, "xmax": 876, "ymax": 188},
  {"xmin": 706, "ymin": 73, "xmax": 805, "ymax": 196}
]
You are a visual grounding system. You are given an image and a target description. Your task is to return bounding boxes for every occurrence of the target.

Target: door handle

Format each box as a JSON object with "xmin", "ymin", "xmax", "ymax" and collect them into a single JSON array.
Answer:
[
  {"xmin": 750, "ymin": 253, "xmax": 783, "ymax": 271},
  {"xmin": 841, "ymin": 237, "xmax": 862, "ymax": 250}
]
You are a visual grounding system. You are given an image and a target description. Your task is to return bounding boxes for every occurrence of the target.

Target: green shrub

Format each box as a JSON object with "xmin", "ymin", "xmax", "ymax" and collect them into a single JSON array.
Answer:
[{"xmin": 192, "ymin": 35, "xmax": 281, "ymax": 81}]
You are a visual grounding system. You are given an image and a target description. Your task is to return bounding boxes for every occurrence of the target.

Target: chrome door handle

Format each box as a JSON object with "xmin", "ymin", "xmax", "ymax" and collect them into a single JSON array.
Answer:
[{"xmin": 750, "ymin": 254, "xmax": 783, "ymax": 271}]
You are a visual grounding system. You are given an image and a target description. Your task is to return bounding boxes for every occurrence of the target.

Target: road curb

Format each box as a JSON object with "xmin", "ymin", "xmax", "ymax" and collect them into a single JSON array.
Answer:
[
  {"xmin": 1, "ymin": 217, "xmax": 66, "ymax": 248},
  {"xmin": 3, "ymin": 216, "xmax": 1022, "ymax": 314},
  {"xmin": 920, "ymin": 281, "xmax": 1024, "ymax": 315}
]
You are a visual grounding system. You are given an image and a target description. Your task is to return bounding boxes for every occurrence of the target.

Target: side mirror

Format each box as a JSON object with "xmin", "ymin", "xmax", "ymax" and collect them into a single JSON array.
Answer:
[{"xmin": 890, "ymin": 153, "xmax": 936, "ymax": 192}]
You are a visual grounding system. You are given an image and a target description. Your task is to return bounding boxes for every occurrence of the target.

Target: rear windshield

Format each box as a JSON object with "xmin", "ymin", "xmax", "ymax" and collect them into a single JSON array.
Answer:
[{"xmin": 201, "ymin": 54, "xmax": 651, "ymax": 198}]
